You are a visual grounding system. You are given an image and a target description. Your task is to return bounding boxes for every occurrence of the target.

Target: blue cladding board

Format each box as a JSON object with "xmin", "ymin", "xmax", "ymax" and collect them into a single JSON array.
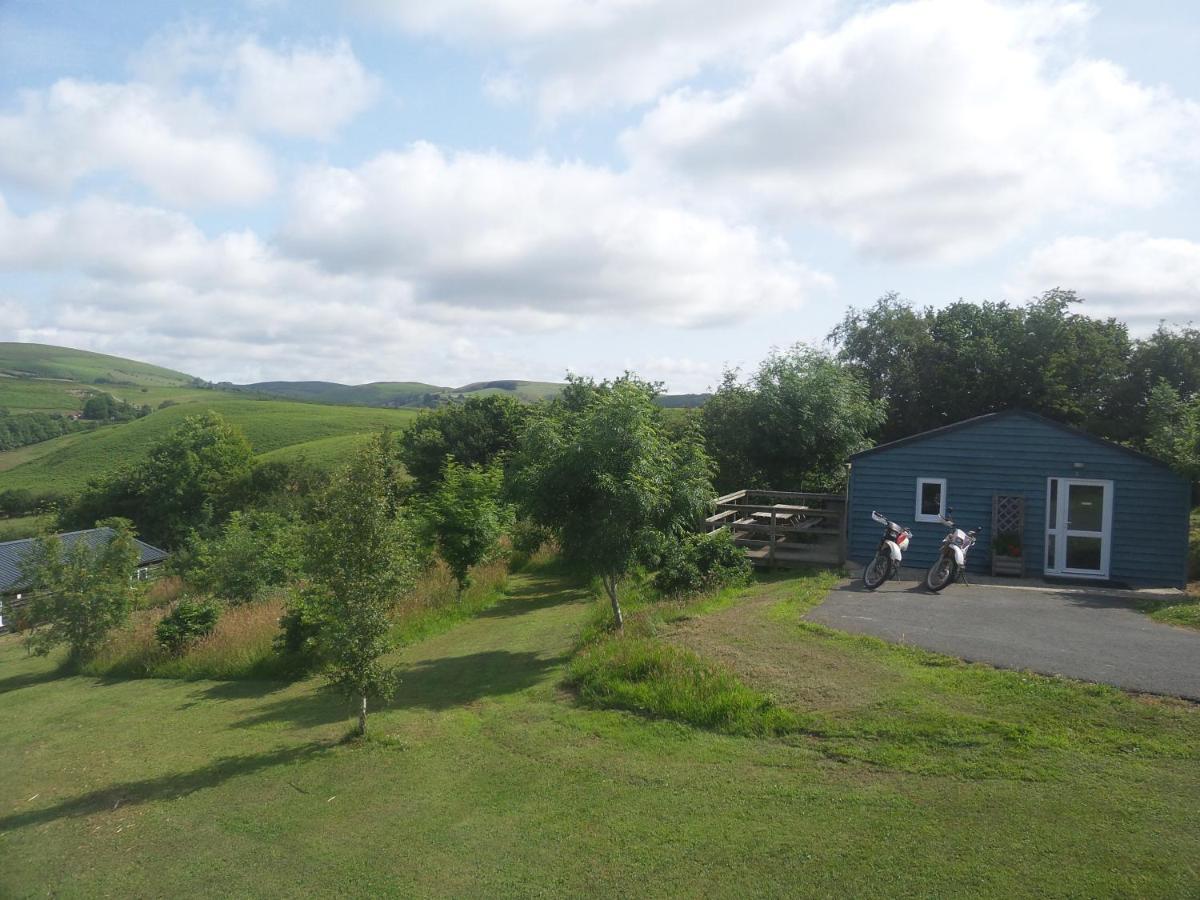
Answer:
[{"xmin": 846, "ymin": 412, "xmax": 1191, "ymax": 587}]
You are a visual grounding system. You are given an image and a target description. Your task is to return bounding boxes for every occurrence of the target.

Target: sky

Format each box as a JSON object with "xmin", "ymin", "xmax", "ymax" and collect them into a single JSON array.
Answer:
[{"xmin": 0, "ymin": 0, "xmax": 1198, "ymax": 392}]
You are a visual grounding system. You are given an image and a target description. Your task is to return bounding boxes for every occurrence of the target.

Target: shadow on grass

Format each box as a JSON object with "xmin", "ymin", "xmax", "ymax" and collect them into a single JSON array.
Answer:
[
  {"xmin": 0, "ymin": 664, "xmax": 68, "ymax": 695},
  {"xmin": 175, "ymin": 678, "xmax": 299, "ymax": 714},
  {"xmin": 476, "ymin": 577, "xmax": 590, "ymax": 620},
  {"xmin": 391, "ymin": 650, "xmax": 566, "ymax": 710},
  {"xmin": 0, "ymin": 742, "xmax": 332, "ymax": 833},
  {"xmin": 223, "ymin": 650, "xmax": 566, "ymax": 726}
]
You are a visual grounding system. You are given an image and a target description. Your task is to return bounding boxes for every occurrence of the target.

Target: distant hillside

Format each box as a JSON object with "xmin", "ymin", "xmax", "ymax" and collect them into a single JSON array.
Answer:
[
  {"xmin": 243, "ymin": 380, "xmax": 452, "ymax": 407},
  {"xmin": 0, "ymin": 397, "xmax": 419, "ymax": 496},
  {"xmin": 0, "ymin": 343, "xmax": 195, "ymax": 388},
  {"xmin": 244, "ymin": 378, "xmax": 707, "ymax": 408},
  {"xmin": 242, "ymin": 378, "xmax": 566, "ymax": 407}
]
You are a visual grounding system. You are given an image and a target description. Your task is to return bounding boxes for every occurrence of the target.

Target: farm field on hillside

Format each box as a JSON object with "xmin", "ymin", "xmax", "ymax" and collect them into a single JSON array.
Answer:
[
  {"xmin": 0, "ymin": 398, "xmax": 419, "ymax": 495},
  {"xmin": 0, "ymin": 343, "xmax": 193, "ymax": 387},
  {"xmin": 2, "ymin": 568, "xmax": 1198, "ymax": 897}
]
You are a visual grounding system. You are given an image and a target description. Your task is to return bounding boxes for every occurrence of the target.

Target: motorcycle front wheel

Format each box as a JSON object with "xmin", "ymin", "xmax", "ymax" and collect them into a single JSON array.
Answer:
[
  {"xmin": 863, "ymin": 551, "xmax": 893, "ymax": 590},
  {"xmin": 925, "ymin": 555, "xmax": 956, "ymax": 592}
]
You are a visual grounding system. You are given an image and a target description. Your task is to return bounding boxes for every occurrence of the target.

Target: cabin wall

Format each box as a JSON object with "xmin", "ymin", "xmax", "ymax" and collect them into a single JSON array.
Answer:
[{"xmin": 847, "ymin": 415, "xmax": 1190, "ymax": 587}]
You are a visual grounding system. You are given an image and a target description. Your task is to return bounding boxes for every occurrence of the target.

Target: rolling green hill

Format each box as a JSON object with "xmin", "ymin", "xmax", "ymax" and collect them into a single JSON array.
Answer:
[
  {"xmin": 244, "ymin": 378, "xmax": 566, "ymax": 407},
  {"xmin": 246, "ymin": 378, "xmax": 706, "ymax": 408},
  {"xmin": 0, "ymin": 397, "xmax": 418, "ymax": 495},
  {"xmin": 0, "ymin": 343, "xmax": 194, "ymax": 388}
]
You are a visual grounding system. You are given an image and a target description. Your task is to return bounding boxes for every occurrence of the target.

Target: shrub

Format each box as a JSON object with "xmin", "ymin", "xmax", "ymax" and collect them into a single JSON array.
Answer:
[
  {"xmin": 992, "ymin": 531, "xmax": 1022, "ymax": 558},
  {"xmin": 653, "ymin": 530, "xmax": 751, "ymax": 597},
  {"xmin": 186, "ymin": 510, "xmax": 303, "ymax": 604},
  {"xmin": 1189, "ymin": 510, "xmax": 1199, "ymax": 582},
  {"xmin": 276, "ymin": 592, "xmax": 324, "ymax": 658},
  {"xmin": 508, "ymin": 518, "xmax": 551, "ymax": 570},
  {"xmin": 156, "ymin": 597, "xmax": 220, "ymax": 654}
]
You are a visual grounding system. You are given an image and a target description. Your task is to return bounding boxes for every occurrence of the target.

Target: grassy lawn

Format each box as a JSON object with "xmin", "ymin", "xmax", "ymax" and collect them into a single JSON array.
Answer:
[{"xmin": 2, "ymin": 568, "xmax": 1198, "ymax": 897}]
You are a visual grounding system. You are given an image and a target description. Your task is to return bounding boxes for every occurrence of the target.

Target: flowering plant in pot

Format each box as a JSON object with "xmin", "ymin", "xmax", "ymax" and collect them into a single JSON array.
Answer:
[{"xmin": 992, "ymin": 532, "xmax": 1022, "ymax": 558}]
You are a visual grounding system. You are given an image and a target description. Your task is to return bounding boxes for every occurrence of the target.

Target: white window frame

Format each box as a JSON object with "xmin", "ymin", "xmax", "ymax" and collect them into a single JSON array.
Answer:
[{"xmin": 915, "ymin": 477, "xmax": 947, "ymax": 523}]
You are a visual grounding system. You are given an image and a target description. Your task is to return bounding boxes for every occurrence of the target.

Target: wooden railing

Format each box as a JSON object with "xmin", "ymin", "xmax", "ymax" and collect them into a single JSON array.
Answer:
[{"xmin": 706, "ymin": 489, "xmax": 846, "ymax": 568}]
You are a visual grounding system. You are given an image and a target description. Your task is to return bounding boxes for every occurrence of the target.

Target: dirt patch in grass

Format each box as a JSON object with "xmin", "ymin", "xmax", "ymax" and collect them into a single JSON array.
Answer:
[
  {"xmin": 663, "ymin": 569, "xmax": 1200, "ymax": 780},
  {"xmin": 668, "ymin": 578, "xmax": 896, "ymax": 714}
]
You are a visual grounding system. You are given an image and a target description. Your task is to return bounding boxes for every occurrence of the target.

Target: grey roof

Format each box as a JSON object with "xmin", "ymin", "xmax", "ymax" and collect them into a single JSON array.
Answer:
[
  {"xmin": 0, "ymin": 527, "xmax": 169, "ymax": 594},
  {"xmin": 848, "ymin": 409, "xmax": 1178, "ymax": 472}
]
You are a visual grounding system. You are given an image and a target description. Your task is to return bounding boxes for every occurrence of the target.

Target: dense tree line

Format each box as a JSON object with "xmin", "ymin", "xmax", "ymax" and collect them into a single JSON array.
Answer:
[
  {"xmin": 0, "ymin": 411, "xmax": 95, "ymax": 452},
  {"xmin": 830, "ymin": 290, "xmax": 1199, "ymax": 444}
]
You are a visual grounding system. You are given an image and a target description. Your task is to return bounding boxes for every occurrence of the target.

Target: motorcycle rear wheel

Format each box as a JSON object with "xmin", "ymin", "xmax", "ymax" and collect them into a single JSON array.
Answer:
[
  {"xmin": 925, "ymin": 556, "xmax": 956, "ymax": 592},
  {"xmin": 863, "ymin": 551, "xmax": 893, "ymax": 590}
]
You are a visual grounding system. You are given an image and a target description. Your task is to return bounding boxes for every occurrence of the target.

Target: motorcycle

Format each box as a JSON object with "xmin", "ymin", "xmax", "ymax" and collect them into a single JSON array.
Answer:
[
  {"xmin": 862, "ymin": 511, "xmax": 912, "ymax": 590},
  {"xmin": 925, "ymin": 509, "xmax": 980, "ymax": 592}
]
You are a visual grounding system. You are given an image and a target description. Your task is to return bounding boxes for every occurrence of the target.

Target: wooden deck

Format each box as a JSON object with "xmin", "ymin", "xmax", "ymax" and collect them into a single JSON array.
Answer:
[{"xmin": 707, "ymin": 489, "xmax": 847, "ymax": 568}]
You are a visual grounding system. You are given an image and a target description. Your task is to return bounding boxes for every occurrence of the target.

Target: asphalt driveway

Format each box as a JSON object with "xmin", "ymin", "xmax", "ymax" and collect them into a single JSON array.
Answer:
[{"xmin": 805, "ymin": 575, "xmax": 1200, "ymax": 700}]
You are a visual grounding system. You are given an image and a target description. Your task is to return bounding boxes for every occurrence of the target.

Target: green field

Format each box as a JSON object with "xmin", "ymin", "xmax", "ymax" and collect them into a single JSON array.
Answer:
[
  {"xmin": 0, "ymin": 513, "xmax": 53, "ymax": 541},
  {"xmin": 0, "ymin": 398, "xmax": 418, "ymax": 495},
  {"xmin": 246, "ymin": 378, "xmax": 567, "ymax": 407},
  {"xmin": 2, "ymin": 568, "xmax": 1197, "ymax": 897},
  {"xmin": 0, "ymin": 343, "xmax": 193, "ymax": 388}
]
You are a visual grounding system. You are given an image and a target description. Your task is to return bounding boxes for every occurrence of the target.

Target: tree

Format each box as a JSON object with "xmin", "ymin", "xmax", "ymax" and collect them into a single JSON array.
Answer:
[
  {"xmin": 187, "ymin": 509, "xmax": 303, "ymax": 604},
  {"xmin": 830, "ymin": 290, "xmax": 1132, "ymax": 442},
  {"xmin": 303, "ymin": 433, "xmax": 420, "ymax": 736},
  {"xmin": 423, "ymin": 460, "xmax": 508, "ymax": 600},
  {"xmin": 61, "ymin": 411, "xmax": 254, "ymax": 547},
  {"xmin": 398, "ymin": 396, "xmax": 527, "ymax": 492},
  {"xmin": 1144, "ymin": 381, "xmax": 1200, "ymax": 485},
  {"xmin": 510, "ymin": 375, "xmax": 713, "ymax": 629},
  {"xmin": 702, "ymin": 346, "xmax": 884, "ymax": 492},
  {"xmin": 18, "ymin": 517, "xmax": 140, "ymax": 664}
]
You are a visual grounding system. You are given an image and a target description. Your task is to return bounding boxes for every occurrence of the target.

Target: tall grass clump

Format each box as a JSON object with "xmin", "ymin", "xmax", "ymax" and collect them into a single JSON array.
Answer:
[
  {"xmin": 390, "ymin": 556, "xmax": 511, "ymax": 644},
  {"xmin": 567, "ymin": 565, "xmax": 798, "ymax": 736},
  {"xmin": 569, "ymin": 636, "xmax": 799, "ymax": 736},
  {"xmin": 83, "ymin": 593, "xmax": 298, "ymax": 680}
]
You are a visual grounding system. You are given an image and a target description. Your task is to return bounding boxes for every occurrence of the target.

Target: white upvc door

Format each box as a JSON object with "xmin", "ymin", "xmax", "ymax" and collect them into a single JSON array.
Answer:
[{"xmin": 1044, "ymin": 478, "xmax": 1113, "ymax": 579}]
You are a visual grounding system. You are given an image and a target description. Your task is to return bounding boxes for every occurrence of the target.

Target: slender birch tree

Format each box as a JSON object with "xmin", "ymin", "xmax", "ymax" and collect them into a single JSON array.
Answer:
[{"xmin": 303, "ymin": 433, "xmax": 419, "ymax": 736}]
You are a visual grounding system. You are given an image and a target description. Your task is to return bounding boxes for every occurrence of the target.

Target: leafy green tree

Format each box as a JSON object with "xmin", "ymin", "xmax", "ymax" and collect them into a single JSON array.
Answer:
[
  {"xmin": 398, "ymin": 396, "xmax": 527, "ymax": 492},
  {"xmin": 1144, "ymin": 381, "xmax": 1200, "ymax": 484},
  {"xmin": 303, "ymin": 433, "xmax": 421, "ymax": 736},
  {"xmin": 61, "ymin": 411, "xmax": 254, "ymax": 547},
  {"xmin": 702, "ymin": 346, "xmax": 884, "ymax": 492},
  {"xmin": 187, "ymin": 510, "xmax": 303, "ymax": 604},
  {"xmin": 423, "ymin": 460, "xmax": 509, "ymax": 600},
  {"xmin": 831, "ymin": 290, "xmax": 1132, "ymax": 441},
  {"xmin": 510, "ymin": 375, "xmax": 713, "ymax": 629},
  {"xmin": 18, "ymin": 517, "xmax": 140, "ymax": 664}
]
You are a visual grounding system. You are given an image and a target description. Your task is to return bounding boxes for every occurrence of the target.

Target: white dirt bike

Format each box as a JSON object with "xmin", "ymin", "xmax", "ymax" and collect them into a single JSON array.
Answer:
[
  {"xmin": 862, "ymin": 511, "xmax": 912, "ymax": 590},
  {"xmin": 925, "ymin": 510, "xmax": 980, "ymax": 592}
]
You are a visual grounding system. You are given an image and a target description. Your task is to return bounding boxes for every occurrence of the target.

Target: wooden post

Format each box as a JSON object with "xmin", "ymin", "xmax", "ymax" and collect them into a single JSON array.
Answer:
[{"xmin": 768, "ymin": 509, "xmax": 776, "ymax": 568}]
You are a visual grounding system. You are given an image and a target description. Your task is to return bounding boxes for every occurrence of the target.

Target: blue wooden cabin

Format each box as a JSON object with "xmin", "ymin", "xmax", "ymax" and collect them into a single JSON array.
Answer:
[{"xmin": 846, "ymin": 410, "xmax": 1191, "ymax": 588}]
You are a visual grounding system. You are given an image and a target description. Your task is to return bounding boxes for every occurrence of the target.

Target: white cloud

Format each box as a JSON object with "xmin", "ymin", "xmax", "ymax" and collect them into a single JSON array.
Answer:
[
  {"xmin": 138, "ymin": 26, "xmax": 380, "ymax": 139},
  {"xmin": 0, "ymin": 164, "xmax": 828, "ymax": 384},
  {"xmin": 1010, "ymin": 232, "xmax": 1200, "ymax": 327},
  {"xmin": 354, "ymin": 0, "xmax": 835, "ymax": 116},
  {"xmin": 282, "ymin": 142, "xmax": 831, "ymax": 326},
  {"xmin": 624, "ymin": 0, "xmax": 1200, "ymax": 260},
  {"xmin": 0, "ymin": 28, "xmax": 378, "ymax": 207},
  {"xmin": 0, "ymin": 79, "xmax": 276, "ymax": 206}
]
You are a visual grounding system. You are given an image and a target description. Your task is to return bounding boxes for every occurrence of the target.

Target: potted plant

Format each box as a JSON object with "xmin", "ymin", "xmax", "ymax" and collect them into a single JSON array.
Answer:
[{"xmin": 991, "ymin": 530, "xmax": 1023, "ymax": 576}]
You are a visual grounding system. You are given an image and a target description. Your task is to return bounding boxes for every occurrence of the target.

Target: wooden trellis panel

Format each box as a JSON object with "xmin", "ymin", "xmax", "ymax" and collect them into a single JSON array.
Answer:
[{"xmin": 991, "ymin": 494, "xmax": 1025, "ymax": 576}]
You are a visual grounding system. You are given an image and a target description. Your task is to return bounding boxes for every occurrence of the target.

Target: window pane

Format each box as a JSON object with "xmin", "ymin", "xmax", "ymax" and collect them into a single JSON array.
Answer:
[
  {"xmin": 1048, "ymin": 479, "xmax": 1058, "ymax": 529},
  {"xmin": 1047, "ymin": 536, "xmax": 1056, "ymax": 570},
  {"xmin": 1066, "ymin": 536, "xmax": 1102, "ymax": 571},
  {"xmin": 1067, "ymin": 484, "xmax": 1104, "ymax": 532},
  {"xmin": 920, "ymin": 482, "xmax": 942, "ymax": 516}
]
